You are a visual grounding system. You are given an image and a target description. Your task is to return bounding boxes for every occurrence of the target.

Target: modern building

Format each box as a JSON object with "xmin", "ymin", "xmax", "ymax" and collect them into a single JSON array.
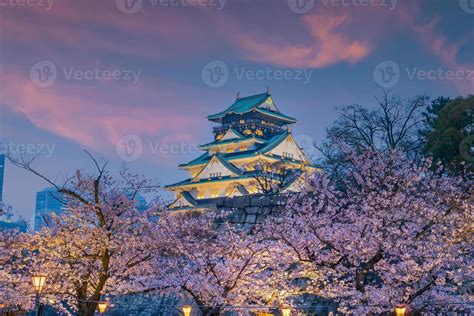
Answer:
[
  {"xmin": 0, "ymin": 205, "xmax": 28, "ymax": 233},
  {"xmin": 0, "ymin": 154, "xmax": 5, "ymax": 202},
  {"xmin": 34, "ymin": 187, "xmax": 66, "ymax": 231},
  {"xmin": 132, "ymin": 192, "xmax": 148, "ymax": 212},
  {"xmin": 0, "ymin": 217, "xmax": 28, "ymax": 232},
  {"xmin": 166, "ymin": 91, "xmax": 316, "ymax": 211}
]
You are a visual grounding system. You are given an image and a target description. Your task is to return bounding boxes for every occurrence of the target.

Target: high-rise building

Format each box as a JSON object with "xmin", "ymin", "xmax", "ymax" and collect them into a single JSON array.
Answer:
[
  {"xmin": 134, "ymin": 193, "xmax": 148, "ymax": 212},
  {"xmin": 0, "ymin": 154, "xmax": 5, "ymax": 202},
  {"xmin": 166, "ymin": 91, "xmax": 316, "ymax": 211},
  {"xmin": 34, "ymin": 187, "xmax": 65, "ymax": 231}
]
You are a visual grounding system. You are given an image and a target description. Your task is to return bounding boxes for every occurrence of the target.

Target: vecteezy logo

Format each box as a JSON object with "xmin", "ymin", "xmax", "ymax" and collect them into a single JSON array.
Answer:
[
  {"xmin": 459, "ymin": 134, "xmax": 474, "ymax": 162},
  {"xmin": 116, "ymin": 0, "xmax": 143, "ymax": 14},
  {"xmin": 294, "ymin": 134, "xmax": 317, "ymax": 161},
  {"xmin": 116, "ymin": 135, "xmax": 143, "ymax": 162},
  {"xmin": 459, "ymin": 0, "xmax": 474, "ymax": 14},
  {"xmin": 287, "ymin": 0, "xmax": 315, "ymax": 14},
  {"xmin": 373, "ymin": 60, "xmax": 400, "ymax": 88},
  {"xmin": 201, "ymin": 60, "xmax": 229, "ymax": 88},
  {"xmin": 30, "ymin": 60, "xmax": 57, "ymax": 88}
]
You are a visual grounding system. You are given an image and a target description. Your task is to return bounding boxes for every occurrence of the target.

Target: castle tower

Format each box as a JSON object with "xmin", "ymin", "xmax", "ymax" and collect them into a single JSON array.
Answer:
[{"xmin": 166, "ymin": 91, "xmax": 315, "ymax": 211}]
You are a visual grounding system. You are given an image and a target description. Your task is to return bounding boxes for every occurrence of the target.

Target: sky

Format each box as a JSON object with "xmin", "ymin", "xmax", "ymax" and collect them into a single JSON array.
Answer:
[{"xmin": 0, "ymin": 0, "xmax": 473, "ymax": 226}]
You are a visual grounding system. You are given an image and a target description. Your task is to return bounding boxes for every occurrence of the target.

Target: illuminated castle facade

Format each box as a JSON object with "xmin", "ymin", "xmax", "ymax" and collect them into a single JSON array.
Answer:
[{"xmin": 166, "ymin": 91, "xmax": 315, "ymax": 211}]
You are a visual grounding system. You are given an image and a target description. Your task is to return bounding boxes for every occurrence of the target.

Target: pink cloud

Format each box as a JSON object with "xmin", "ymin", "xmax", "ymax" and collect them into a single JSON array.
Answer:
[
  {"xmin": 229, "ymin": 13, "xmax": 373, "ymax": 68},
  {"xmin": 0, "ymin": 0, "xmax": 219, "ymax": 61},
  {"xmin": 400, "ymin": 9, "xmax": 474, "ymax": 94},
  {"xmin": 0, "ymin": 71, "xmax": 208, "ymax": 155}
]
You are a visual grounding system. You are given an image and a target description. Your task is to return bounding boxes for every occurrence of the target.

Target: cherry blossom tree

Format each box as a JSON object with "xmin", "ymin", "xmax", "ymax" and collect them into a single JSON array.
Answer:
[
  {"xmin": 146, "ymin": 211, "xmax": 293, "ymax": 316},
  {"xmin": 264, "ymin": 150, "xmax": 473, "ymax": 314},
  {"xmin": 0, "ymin": 229, "xmax": 32, "ymax": 312},
  {"xmin": 7, "ymin": 152, "xmax": 161, "ymax": 316}
]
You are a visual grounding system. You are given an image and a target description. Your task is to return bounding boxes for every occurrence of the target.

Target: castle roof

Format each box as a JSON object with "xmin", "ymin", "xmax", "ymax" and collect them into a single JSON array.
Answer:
[
  {"xmin": 198, "ymin": 136, "xmax": 266, "ymax": 150},
  {"xmin": 176, "ymin": 131, "xmax": 315, "ymax": 175},
  {"xmin": 207, "ymin": 92, "xmax": 296, "ymax": 123}
]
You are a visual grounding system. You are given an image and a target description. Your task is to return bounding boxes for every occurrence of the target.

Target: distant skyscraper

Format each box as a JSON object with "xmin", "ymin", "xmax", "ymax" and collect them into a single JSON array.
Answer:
[
  {"xmin": 134, "ymin": 193, "xmax": 148, "ymax": 212},
  {"xmin": 0, "ymin": 154, "xmax": 5, "ymax": 202},
  {"xmin": 34, "ymin": 187, "xmax": 65, "ymax": 232}
]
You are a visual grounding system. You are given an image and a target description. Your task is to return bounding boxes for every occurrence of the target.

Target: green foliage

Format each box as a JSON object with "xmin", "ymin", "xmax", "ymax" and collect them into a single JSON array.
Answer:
[{"xmin": 423, "ymin": 95, "xmax": 474, "ymax": 173}]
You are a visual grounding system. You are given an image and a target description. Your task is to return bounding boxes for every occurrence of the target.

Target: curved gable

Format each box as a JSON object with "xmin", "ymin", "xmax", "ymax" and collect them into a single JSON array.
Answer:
[{"xmin": 193, "ymin": 155, "xmax": 241, "ymax": 181}]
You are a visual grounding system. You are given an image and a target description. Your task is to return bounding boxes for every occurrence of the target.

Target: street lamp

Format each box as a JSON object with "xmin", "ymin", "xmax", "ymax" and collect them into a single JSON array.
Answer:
[
  {"xmin": 395, "ymin": 305, "xmax": 407, "ymax": 316},
  {"xmin": 97, "ymin": 301, "xmax": 108, "ymax": 314},
  {"xmin": 31, "ymin": 275, "xmax": 47, "ymax": 293},
  {"xmin": 182, "ymin": 305, "xmax": 192, "ymax": 316},
  {"xmin": 31, "ymin": 274, "xmax": 47, "ymax": 316},
  {"xmin": 281, "ymin": 306, "xmax": 291, "ymax": 316}
]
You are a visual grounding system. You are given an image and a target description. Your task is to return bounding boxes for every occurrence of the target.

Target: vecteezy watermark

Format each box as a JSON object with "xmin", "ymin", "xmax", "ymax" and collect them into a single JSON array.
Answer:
[
  {"xmin": 116, "ymin": 135, "xmax": 144, "ymax": 162},
  {"xmin": 0, "ymin": 0, "xmax": 54, "ymax": 10},
  {"xmin": 373, "ymin": 60, "xmax": 474, "ymax": 88},
  {"xmin": 287, "ymin": 0, "xmax": 396, "ymax": 13},
  {"xmin": 459, "ymin": 0, "xmax": 474, "ymax": 14},
  {"xmin": 30, "ymin": 60, "xmax": 57, "ymax": 88},
  {"xmin": 201, "ymin": 60, "xmax": 229, "ymax": 88},
  {"xmin": 115, "ymin": 135, "xmax": 200, "ymax": 161},
  {"xmin": 320, "ymin": 0, "xmax": 397, "ymax": 9},
  {"xmin": 287, "ymin": 0, "xmax": 315, "ymax": 14},
  {"xmin": 294, "ymin": 134, "xmax": 318, "ymax": 160},
  {"xmin": 0, "ymin": 142, "xmax": 55, "ymax": 158},
  {"xmin": 201, "ymin": 60, "xmax": 313, "ymax": 88},
  {"xmin": 149, "ymin": 140, "xmax": 199, "ymax": 155},
  {"xmin": 116, "ymin": 0, "xmax": 225, "ymax": 14},
  {"xmin": 373, "ymin": 60, "xmax": 400, "ymax": 88},
  {"xmin": 459, "ymin": 134, "xmax": 474, "ymax": 162},
  {"xmin": 30, "ymin": 60, "xmax": 142, "ymax": 88},
  {"xmin": 406, "ymin": 68, "xmax": 474, "ymax": 81}
]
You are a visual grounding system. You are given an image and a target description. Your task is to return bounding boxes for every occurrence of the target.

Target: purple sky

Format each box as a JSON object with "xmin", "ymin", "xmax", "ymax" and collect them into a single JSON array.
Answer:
[{"xmin": 0, "ymin": 0, "xmax": 473, "ymax": 225}]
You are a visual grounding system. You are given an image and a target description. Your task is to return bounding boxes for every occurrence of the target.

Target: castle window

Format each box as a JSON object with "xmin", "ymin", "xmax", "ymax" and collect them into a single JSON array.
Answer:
[
  {"xmin": 197, "ymin": 192, "xmax": 205, "ymax": 199},
  {"xmin": 283, "ymin": 152, "xmax": 294, "ymax": 159},
  {"xmin": 211, "ymin": 190, "xmax": 219, "ymax": 198},
  {"xmin": 240, "ymin": 145, "xmax": 247, "ymax": 151},
  {"xmin": 210, "ymin": 172, "xmax": 222, "ymax": 178},
  {"xmin": 227, "ymin": 147, "xmax": 234, "ymax": 153}
]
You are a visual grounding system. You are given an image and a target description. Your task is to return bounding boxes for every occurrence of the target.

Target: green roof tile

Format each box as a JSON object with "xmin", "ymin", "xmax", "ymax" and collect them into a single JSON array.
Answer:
[{"xmin": 207, "ymin": 92, "xmax": 296, "ymax": 123}]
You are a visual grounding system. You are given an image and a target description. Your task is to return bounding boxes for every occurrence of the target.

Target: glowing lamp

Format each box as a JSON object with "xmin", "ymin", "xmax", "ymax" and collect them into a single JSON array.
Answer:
[
  {"xmin": 0, "ymin": 303, "xmax": 5, "ymax": 308},
  {"xmin": 395, "ymin": 306, "xmax": 406, "ymax": 316},
  {"xmin": 31, "ymin": 274, "xmax": 47, "ymax": 293},
  {"xmin": 98, "ymin": 301, "xmax": 108, "ymax": 314},
  {"xmin": 281, "ymin": 306, "xmax": 291, "ymax": 316},
  {"xmin": 182, "ymin": 305, "xmax": 192, "ymax": 316}
]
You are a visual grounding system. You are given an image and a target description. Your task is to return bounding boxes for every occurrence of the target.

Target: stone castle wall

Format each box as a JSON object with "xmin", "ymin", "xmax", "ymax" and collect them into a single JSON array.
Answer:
[{"xmin": 212, "ymin": 194, "xmax": 288, "ymax": 229}]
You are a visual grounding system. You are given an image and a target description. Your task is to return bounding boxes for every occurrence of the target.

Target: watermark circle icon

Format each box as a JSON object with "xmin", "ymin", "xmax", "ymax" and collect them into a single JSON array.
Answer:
[
  {"xmin": 201, "ymin": 60, "xmax": 229, "ymax": 88},
  {"xmin": 459, "ymin": 134, "xmax": 474, "ymax": 163},
  {"xmin": 116, "ymin": 0, "xmax": 143, "ymax": 14},
  {"xmin": 373, "ymin": 60, "xmax": 400, "ymax": 88},
  {"xmin": 287, "ymin": 0, "xmax": 315, "ymax": 14},
  {"xmin": 459, "ymin": 0, "xmax": 474, "ymax": 14},
  {"xmin": 116, "ymin": 134, "xmax": 143, "ymax": 162},
  {"xmin": 30, "ymin": 60, "xmax": 57, "ymax": 88},
  {"xmin": 294, "ymin": 134, "xmax": 318, "ymax": 161}
]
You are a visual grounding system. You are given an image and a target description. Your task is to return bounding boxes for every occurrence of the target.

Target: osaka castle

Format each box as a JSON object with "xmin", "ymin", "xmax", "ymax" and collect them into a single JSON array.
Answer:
[{"xmin": 166, "ymin": 91, "xmax": 316, "ymax": 211}]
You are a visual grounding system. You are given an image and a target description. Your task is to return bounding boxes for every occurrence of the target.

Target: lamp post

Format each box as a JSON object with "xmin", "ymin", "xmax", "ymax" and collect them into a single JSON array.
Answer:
[
  {"xmin": 182, "ymin": 305, "xmax": 192, "ymax": 316},
  {"xmin": 395, "ymin": 305, "xmax": 407, "ymax": 316},
  {"xmin": 97, "ymin": 301, "xmax": 108, "ymax": 315},
  {"xmin": 281, "ymin": 306, "xmax": 291, "ymax": 316},
  {"xmin": 31, "ymin": 274, "xmax": 47, "ymax": 316}
]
